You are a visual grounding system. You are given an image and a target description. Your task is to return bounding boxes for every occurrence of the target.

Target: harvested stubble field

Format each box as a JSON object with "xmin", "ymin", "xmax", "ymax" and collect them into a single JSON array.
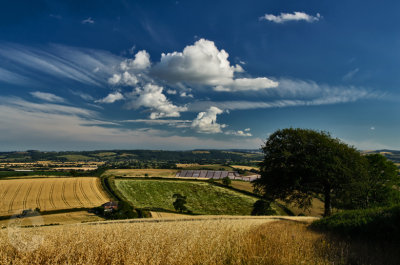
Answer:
[
  {"xmin": 103, "ymin": 169, "xmax": 178, "ymax": 178},
  {"xmin": 230, "ymin": 165, "xmax": 259, "ymax": 171},
  {"xmin": 116, "ymin": 179, "xmax": 259, "ymax": 215},
  {"xmin": 0, "ymin": 217, "xmax": 397, "ymax": 265},
  {"xmin": 0, "ymin": 177, "xmax": 109, "ymax": 216},
  {"xmin": 0, "ymin": 211, "xmax": 104, "ymax": 227}
]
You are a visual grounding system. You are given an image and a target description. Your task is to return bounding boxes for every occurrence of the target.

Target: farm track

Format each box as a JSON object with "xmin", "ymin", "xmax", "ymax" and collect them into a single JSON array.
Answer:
[
  {"xmin": 22, "ymin": 183, "xmax": 33, "ymax": 210},
  {"xmin": 79, "ymin": 179, "xmax": 92, "ymax": 206},
  {"xmin": 35, "ymin": 183, "xmax": 44, "ymax": 210},
  {"xmin": 61, "ymin": 180, "xmax": 72, "ymax": 207},
  {"xmin": 49, "ymin": 182, "xmax": 56, "ymax": 209},
  {"xmin": 8, "ymin": 183, "xmax": 22, "ymax": 213}
]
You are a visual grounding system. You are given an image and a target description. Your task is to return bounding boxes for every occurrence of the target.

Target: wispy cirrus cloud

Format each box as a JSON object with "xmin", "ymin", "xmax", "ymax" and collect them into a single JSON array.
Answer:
[
  {"xmin": 0, "ymin": 67, "xmax": 30, "ymax": 85},
  {"xmin": 343, "ymin": 68, "xmax": 360, "ymax": 81},
  {"xmin": 30, "ymin": 91, "xmax": 65, "ymax": 103},
  {"xmin": 188, "ymin": 80, "xmax": 381, "ymax": 112},
  {"xmin": 260, "ymin": 11, "xmax": 321, "ymax": 23},
  {"xmin": 82, "ymin": 17, "xmax": 95, "ymax": 24},
  {"xmin": 0, "ymin": 96, "xmax": 262, "ymax": 150},
  {"xmin": 0, "ymin": 43, "xmax": 121, "ymax": 87},
  {"xmin": 122, "ymin": 119, "xmax": 191, "ymax": 128}
]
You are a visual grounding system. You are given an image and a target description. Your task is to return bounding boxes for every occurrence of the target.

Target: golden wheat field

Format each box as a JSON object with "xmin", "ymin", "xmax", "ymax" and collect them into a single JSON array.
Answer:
[
  {"xmin": 0, "ymin": 218, "xmax": 398, "ymax": 265},
  {"xmin": 0, "ymin": 177, "xmax": 109, "ymax": 215}
]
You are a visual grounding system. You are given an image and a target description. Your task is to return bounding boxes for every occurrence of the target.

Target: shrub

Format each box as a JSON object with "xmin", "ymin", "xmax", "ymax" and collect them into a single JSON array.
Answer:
[
  {"xmin": 173, "ymin": 193, "xmax": 188, "ymax": 212},
  {"xmin": 251, "ymin": 199, "xmax": 276, "ymax": 216},
  {"xmin": 222, "ymin": 176, "xmax": 231, "ymax": 186},
  {"xmin": 311, "ymin": 204, "xmax": 400, "ymax": 241}
]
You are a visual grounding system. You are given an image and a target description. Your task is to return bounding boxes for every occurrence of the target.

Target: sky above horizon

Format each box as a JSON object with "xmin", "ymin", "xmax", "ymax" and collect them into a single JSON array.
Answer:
[{"xmin": 0, "ymin": 0, "xmax": 399, "ymax": 151}]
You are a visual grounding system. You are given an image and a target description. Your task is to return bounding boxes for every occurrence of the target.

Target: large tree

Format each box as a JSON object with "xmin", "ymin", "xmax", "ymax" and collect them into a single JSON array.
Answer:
[
  {"xmin": 338, "ymin": 153, "xmax": 400, "ymax": 209},
  {"xmin": 254, "ymin": 128, "xmax": 367, "ymax": 216}
]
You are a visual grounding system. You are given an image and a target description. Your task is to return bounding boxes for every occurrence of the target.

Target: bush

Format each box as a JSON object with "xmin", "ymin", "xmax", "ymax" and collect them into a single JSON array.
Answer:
[
  {"xmin": 172, "ymin": 193, "xmax": 188, "ymax": 212},
  {"xmin": 251, "ymin": 199, "xmax": 276, "ymax": 216},
  {"xmin": 222, "ymin": 176, "xmax": 231, "ymax": 186},
  {"xmin": 311, "ymin": 204, "xmax": 400, "ymax": 241}
]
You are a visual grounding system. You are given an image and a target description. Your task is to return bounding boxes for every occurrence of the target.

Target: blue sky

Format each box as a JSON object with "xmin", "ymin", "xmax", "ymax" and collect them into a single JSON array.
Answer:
[{"xmin": 0, "ymin": 0, "xmax": 399, "ymax": 151}]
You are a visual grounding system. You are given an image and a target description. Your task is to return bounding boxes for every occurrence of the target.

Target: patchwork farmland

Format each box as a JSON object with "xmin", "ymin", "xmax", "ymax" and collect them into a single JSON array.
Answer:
[{"xmin": 0, "ymin": 177, "xmax": 109, "ymax": 216}]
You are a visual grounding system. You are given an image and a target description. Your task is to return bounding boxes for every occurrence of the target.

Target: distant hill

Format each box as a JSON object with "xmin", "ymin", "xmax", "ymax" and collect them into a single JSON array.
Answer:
[
  {"xmin": 0, "ymin": 149, "xmax": 263, "ymax": 165},
  {"xmin": 362, "ymin": 149, "xmax": 400, "ymax": 164}
]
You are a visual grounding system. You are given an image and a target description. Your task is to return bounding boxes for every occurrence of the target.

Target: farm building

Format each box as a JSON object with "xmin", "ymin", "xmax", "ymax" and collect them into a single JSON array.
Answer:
[
  {"xmin": 102, "ymin": 201, "xmax": 119, "ymax": 212},
  {"xmin": 176, "ymin": 170, "xmax": 260, "ymax": 182}
]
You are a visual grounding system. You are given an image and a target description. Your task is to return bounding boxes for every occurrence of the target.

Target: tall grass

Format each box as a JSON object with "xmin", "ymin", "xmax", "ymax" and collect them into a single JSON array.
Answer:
[{"xmin": 0, "ymin": 219, "xmax": 398, "ymax": 264}]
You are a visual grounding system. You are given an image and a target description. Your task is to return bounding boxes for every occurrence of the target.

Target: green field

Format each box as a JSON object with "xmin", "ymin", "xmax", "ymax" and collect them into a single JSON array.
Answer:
[
  {"xmin": 57, "ymin": 154, "xmax": 92, "ymax": 161},
  {"xmin": 115, "ymin": 179, "xmax": 259, "ymax": 215}
]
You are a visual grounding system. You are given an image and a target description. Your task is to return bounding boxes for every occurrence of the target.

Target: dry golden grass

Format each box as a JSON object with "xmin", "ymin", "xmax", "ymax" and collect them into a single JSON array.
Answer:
[
  {"xmin": 283, "ymin": 198, "xmax": 325, "ymax": 217},
  {"xmin": 0, "ymin": 177, "xmax": 109, "ymax": 216},
  {"xmin": 150, "ymin": 211, "xmax": 191, "ymax": 218},
  {"xmin": 230, "ymin": 165, "xmax": 259, "ymax": 171},
  {"xmin": 176, "ymin": 163, "xmax": 201, "ymax": 168},
  {"xmin": 0, "ymin": 218, "xmax": 397, "ymax": 264},
  {"xmin": 103, "ymin": 169, "xmax": 178, "ymax": 178}
]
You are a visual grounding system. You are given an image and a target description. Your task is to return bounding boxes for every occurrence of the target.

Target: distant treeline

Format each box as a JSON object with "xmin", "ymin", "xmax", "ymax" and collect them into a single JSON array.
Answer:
[{"xmin": 0, "ymin": 149, "xmax": 263, "ymax": 165}]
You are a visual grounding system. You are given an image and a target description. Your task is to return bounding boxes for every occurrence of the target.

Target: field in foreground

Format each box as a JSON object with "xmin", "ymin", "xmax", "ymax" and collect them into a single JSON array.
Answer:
[
  {"xmin": 0, "ymin": 217, "xmax": 398, "ymax": 265},
  {"xmin": 0, "ymin": 177, "xmax": 109, "ymax": 216},
  {"xmin": 115, "ymin": 179, "xmax": 259, "ymax": 215}
]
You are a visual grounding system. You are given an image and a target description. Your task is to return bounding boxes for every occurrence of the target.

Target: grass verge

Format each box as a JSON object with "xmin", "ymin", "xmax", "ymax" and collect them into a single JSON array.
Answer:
[{"xmin": 311, "ymin": 204, "xmax": 400, "ymax": 242}]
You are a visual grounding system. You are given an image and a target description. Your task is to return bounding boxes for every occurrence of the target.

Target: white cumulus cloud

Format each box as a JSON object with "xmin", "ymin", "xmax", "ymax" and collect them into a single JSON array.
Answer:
[
  {"xmin": 152, "ymin": 39, "xmax": 277, "ymax": 92},
  {"xmin": 127, "ymin": 84, "xmax": 187, "ymax": 119},
  {"xmin": 108, "ymin": 71, "xmax": 138, "ymax": 86},
  {"xmin": 30, "ymin": 91, "xmax": 65, "ymax": 103},
  {"xmin": 96, "ymin": 92, "xmax": 124, "ymax": 104},
  {"xmin": 120, "ymin": 50, "xmax": 151, "ymax": 71},
  {"xmin": 260, "ymin": 12, "xmax": 321, "ymax": 23},
  {"xmin": 191, "ymin": 106, "xmax": 226, "ymax": 134}
]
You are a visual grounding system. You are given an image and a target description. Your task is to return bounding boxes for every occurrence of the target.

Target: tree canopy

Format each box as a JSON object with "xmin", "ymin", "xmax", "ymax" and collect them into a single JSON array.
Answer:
[
  {"xmin": 172, "ymin": 193, "xmax": 188, "ymax": 213},
  {"xmin": 254, "ymin": 128, "xmax": 368, "ymax": 216}
]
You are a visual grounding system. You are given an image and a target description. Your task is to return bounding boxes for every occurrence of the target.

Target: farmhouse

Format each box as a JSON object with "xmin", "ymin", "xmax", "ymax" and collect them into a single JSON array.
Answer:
[
  {"xmin": 102, "ymin": 201, "xmax": 119, "ymax": 212},
  {"xmin": 176, "ymin": 170, "xmax": 260, "ymax": 181}
]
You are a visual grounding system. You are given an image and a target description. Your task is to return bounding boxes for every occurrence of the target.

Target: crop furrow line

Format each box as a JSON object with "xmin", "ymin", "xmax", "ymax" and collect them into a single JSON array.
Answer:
[
  {"xmin": 90, "ymin": 178, "xmax": 103, "ymax": 202},
  {"xmin": 22, "ymin": 184, "xmax": 33, "ymax": 210},
  {"xmin": 1, "ymin": 184, "xmax": 11, "ymax": 200},
  {"xmin": 36, "ymin": 183, "xmax": 44, "ymax": 210},
  {"xmin": 62, "ymin": 180, "xmax": 72, "ymax": 207},
  {"xmin": 8, "ymin": 183, "xmax": 23, "ymax": 213},
  {"xmin": 49, "ymin": 182, "xmax": 56, "ymax": 209},
  {"xmin": 79, "ymin": 179, "xmax": 92, "ymax": 205},
  {"xmin": 73, "ymin": 179, "xmax": 84, "ymax": 207}
]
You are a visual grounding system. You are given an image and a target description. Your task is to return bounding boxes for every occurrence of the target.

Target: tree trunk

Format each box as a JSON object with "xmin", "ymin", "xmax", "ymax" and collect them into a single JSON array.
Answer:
[{"xmin": 324, "ymin": 185, "xmax": 332, "ymax": 217}]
